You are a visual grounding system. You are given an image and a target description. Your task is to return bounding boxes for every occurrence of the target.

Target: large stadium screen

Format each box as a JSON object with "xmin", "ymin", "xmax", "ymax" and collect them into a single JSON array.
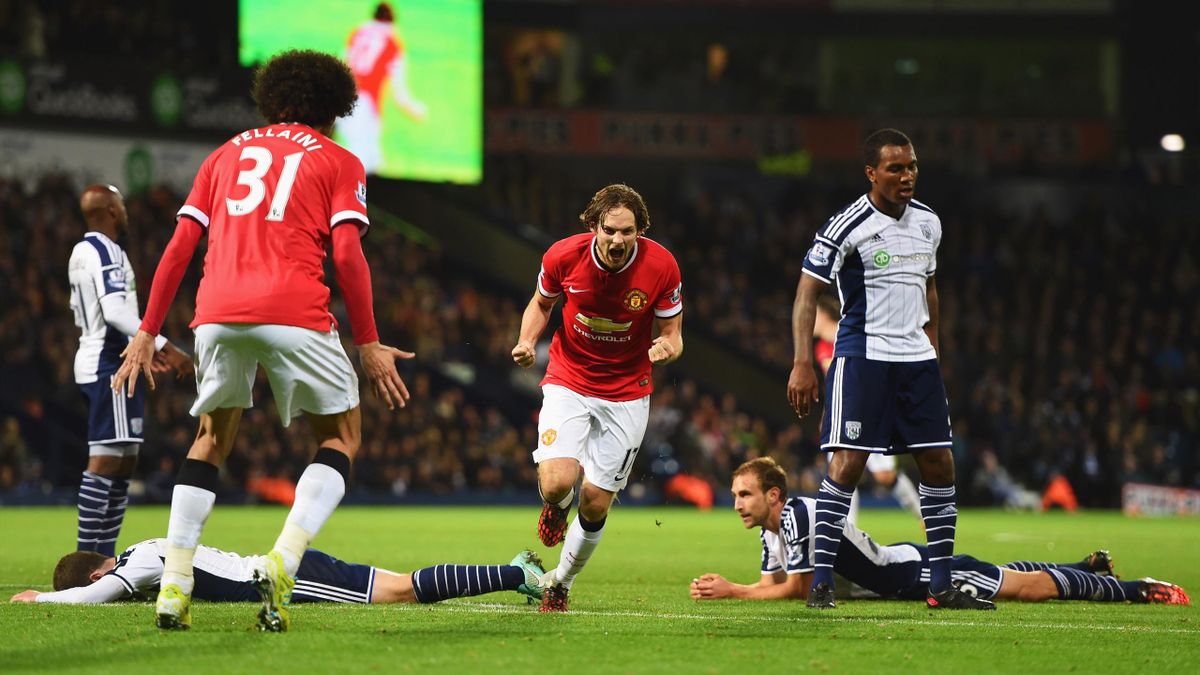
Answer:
[{"xmin": 239, "ymin": 0, "xmax": 482, "ymax": 184}]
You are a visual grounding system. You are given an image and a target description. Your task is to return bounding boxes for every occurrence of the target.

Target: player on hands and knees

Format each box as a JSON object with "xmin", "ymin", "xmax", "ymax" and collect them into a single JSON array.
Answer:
[
  {"xmin": 512, "ymin": 184, "xmax": 683, "ymax": 612},
  {"xmin": 113, "ymin": 50, "xmax": 413, "ymax": 632},
  {"xmin": 688, "ymin": 458, "xmax": 1189, "ymax": 607},
  {"xmin": 11, "ymin": 543, "xmax": 548, "ymax": 607},
  {"xmin": 68, "ymin": 185, "xmax": 193, "ymax": 558},
  {"xmin": 787, "ymin": 129, "xmax": 986, "ymax": 609}
]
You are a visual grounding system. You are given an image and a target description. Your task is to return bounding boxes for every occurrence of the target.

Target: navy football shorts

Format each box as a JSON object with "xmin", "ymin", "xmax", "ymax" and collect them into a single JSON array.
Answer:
[
  {"xmin": 292, "ymin": 549, "xmax": 377, "ymax": 604},
  {"xmin": 820, "ymin": 356, "xmax": 951, "ymax": 454},
  {"xmin": 80, "ymin": 375, "xmax": 145, "ymax": 445}
]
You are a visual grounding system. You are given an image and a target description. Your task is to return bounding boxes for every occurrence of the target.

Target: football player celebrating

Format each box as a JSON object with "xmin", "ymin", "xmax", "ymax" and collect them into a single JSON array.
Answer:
[{"xmin": 512, "ymin": 184, "xmax": 683, "ymax": 612}]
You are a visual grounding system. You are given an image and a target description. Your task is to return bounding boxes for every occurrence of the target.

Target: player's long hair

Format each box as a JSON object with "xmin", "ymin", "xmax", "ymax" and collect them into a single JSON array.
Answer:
[
  {"xmin": 252, "ymin": 50, "xmax": 358, "ymax": 130},
  {"xmin": 53, "ymin": 551, "xmax": 109, "ymax": 591},
  {"xmin": 734, "ymin": 457, "xmax": 788, "ymax": 499},
  {"xmin": 579, "ymin": 184, "xmax": 651, "ymax": 234}
]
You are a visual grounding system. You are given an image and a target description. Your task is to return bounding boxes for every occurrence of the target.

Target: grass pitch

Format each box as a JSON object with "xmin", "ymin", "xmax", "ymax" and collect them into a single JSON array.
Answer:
[{"xmin": 1, "ymin": 506, "xmax": 1198, "ymax": 674}]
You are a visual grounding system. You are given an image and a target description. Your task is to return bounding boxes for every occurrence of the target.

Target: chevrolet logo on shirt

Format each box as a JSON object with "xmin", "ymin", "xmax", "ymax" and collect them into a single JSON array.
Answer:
[{"xmin": 574, "ymin": 314, "xmax": 632, "ymax": 333}]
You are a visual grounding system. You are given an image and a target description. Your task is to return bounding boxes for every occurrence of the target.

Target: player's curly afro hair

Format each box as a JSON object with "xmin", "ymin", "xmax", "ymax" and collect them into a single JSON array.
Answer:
[{"xmin": 252, "ymin": 49, "xmax": 358, "ymax": 129}]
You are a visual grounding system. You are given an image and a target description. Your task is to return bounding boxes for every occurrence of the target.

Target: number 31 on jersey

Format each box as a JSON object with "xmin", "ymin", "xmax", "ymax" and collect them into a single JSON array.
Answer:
[{"xmin": 226, "ymin": 146, "xmax": 304, "ymax": 221}]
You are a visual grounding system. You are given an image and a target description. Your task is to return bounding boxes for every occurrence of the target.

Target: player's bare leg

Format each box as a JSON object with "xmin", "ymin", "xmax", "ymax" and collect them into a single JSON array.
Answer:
[
  {"xmin": 540, "ymin": 480, "xmax": 615, "ymax": 613},
  {"xmin": 536, "ymin": 458, "xmax": 581, "ymax": 547},
  {"xmin": 157, "ymin": 407, "xmax": 243, "ymax": 629},
  {"xmin": 996, "ymin": 570, "xmax": 1059, "ymax": 602},
  {"xmin": 256, "ymin": 407, "xmax": 361, "ymax": 632}
]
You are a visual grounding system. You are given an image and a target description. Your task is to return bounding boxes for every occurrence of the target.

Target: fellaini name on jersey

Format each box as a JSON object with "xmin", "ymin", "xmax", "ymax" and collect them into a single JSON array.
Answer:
[{"xmin": 231, "ymin": 127, "xmax": 324, "ymax": 152}]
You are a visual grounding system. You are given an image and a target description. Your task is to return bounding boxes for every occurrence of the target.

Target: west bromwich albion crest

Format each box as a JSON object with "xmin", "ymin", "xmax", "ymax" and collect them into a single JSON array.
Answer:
[{"xmin": 845, "ymin": 421, "xmax": 862, "ymax": 440}]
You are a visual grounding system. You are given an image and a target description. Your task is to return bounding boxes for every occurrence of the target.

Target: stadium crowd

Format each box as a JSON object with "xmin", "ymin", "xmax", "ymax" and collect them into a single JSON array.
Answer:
[
  {"xmin": 0, "ymin": 0, "xmax": 233, "ymax": 69},
  {"xmin": 484, "ymin": 160, "xmax": 1200, "ymax": 507},
  {"xmin": 0, "ymin": 175, "xmax": 815, "ymax": 505},
  {"xmin": 3, "ymin": 163, "xmax": 1196, "ymax": 508}
]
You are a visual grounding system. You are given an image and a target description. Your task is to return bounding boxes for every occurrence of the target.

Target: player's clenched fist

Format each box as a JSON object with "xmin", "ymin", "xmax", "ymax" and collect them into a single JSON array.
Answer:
[
  {"xmin": 512, "ymin": 342, "xmax": 535, "ymax": 368},
  {"xmin": 648, "ymin": 335, "xmax": 676, "ymax": 364}
]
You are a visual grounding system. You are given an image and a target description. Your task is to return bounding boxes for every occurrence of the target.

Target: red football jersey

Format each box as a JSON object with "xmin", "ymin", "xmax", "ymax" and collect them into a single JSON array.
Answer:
[
  {"xmin": 347, "ymin": 21, "xmax": 401, "ymax": 110},
  {"xmin": 815, "ymin": 339, "xmax": 835, "ymax": 375},
  {"xmin": 177, "ymin": 123, "xmax": 370, "ymax": 333},
  {"xmin": 537, "ymin": 233, "xmax": 683, "ymax": 401}
]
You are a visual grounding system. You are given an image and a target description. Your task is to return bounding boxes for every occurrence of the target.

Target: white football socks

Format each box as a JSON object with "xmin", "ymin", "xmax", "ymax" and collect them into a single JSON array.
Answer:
[
  {"xmin": 162, "ymin": 485, "xmax": 216, "ymax": 595},
  {"xmin": 273, "ymin": 463, "xmax": 346, "ymax": 575},
  {"xmin": 554, "ymin": 516, "xmax": 605, "ymax": 589}
]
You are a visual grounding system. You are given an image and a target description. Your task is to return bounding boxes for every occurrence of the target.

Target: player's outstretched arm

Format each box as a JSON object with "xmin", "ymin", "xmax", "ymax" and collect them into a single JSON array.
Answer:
[
  {"xmin": 787, "ymin": 273, "xmax": 827, "ymax": 418},
  {"xmin": 359, "ymin": 342, "xmax": 415, "ymax": 410},
  {"xmin": 648, "ymin": 314, "xmax": 683, "ymax": 365},
  {"xmin": 512, "ymin": 292, "xmax": 556, "ymax": 368},
  {"xmin": 330, "ymin": 224, "xmax": 416, "ymax": 410},
  {"xmin": 389, "ymin": 56, "xmax": 427, "ymax": 122},
  {"xmin": 10, "ymin": 575, "xmax": 128, "ymax": 604},
  {"xmin": 690, "ymin": 571, "xmax": 807, "ymax": 601},
  {"xmin": 113, "ymin": 218, "xmax": 204, "ymax": 397}
]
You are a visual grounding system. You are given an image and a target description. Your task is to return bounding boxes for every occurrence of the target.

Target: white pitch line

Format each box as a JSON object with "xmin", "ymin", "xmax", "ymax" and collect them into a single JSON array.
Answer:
[
  {"xmin": 379, "ymin": 601, "xmax": 1200, "ymax": 636},
  {"xmin": 8, "ymin": 594, "xmax": 1195, "ymax": 636}
]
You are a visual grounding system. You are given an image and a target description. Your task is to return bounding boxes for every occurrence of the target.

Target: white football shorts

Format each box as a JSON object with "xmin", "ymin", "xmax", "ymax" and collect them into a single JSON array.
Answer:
[
  {"xmin": 191, "ymin": 323, "xmax": 360, "ymax": 426},
  {"xmin": 533, "ymin": 383, "xmax": 649, "ymax": 493}
]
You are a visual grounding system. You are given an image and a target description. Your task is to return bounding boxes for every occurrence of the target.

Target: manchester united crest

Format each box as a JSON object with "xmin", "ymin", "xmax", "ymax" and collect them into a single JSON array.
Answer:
[
  {"xmin": 541, "ymin": 429, "xmax": 557, "ymax": 446},
  {"xmin": 623, "ymin": 288, "xmax": 649, "ymax": 312}
]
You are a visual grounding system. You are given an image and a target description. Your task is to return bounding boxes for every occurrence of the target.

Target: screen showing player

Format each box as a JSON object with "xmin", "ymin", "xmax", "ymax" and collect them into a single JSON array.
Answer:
[{"xmin": 239, "ymin": 0, "xmax": 482, "ymax": 184}]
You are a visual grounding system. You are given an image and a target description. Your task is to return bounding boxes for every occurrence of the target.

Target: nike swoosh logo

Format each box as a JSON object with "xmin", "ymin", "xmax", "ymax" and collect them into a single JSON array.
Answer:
[{"xmin": 567, "ymin": 286, "xmax": 588, "ymax": 293}]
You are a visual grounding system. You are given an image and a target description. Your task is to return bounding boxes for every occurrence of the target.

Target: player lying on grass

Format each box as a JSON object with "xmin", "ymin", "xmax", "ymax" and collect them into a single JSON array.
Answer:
[
  {"xmin": 11, "ymin": 540, "xmax": 546, "ymax": 609},
  {"xmin": 689, "ymin": 458, "xmax": 1189, "ymax": 607}
]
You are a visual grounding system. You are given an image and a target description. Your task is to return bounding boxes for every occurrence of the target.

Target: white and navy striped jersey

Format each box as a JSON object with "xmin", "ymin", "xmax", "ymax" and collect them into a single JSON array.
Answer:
[
  {"xmin": 68, "ymin": 232, "xmax": 161, "ymax": 383},
  {"xmin": 35, "ymin": 539, "xmax": 260, "ymax": 604},
  {"xmin": 760, "ymin": 496, "xmax": 924, "ymax": 597},
  {"xmin": 801, "ymin": 195, "xmax": 942, "ymax": 362},
  {"xmin": 33, "ymin": 539, "xmax": 378, "ymax": 605},
  {"xmin": 760, "ymin": 496, "xmax": 817, "ymax": 574},
  {"xmin": 112, "ymin": 539, "xmax": 260, "ymax": 600}
]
